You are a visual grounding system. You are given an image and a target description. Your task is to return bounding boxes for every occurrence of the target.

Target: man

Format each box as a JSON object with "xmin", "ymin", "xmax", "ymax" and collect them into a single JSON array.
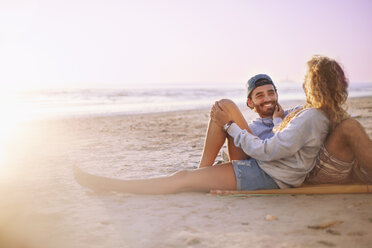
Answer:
[
  {"xmin": 244, "ymin": 74, "xmax": 300, "ymax": 140},
  {"xmin": 198, "ymin": 74, "xmax": 299, "ymax": 168}
]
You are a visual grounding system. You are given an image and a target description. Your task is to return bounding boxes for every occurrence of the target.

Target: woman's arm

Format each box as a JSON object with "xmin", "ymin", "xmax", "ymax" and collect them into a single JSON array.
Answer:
[{"xmin": 226, "ymin": 109, "xmax": 329, "ymax": 161}]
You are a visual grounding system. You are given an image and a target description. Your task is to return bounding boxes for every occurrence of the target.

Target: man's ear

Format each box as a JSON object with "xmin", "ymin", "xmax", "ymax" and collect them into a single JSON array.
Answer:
[{"xmin": 247, "ymin": 98, "xmax": 254, "ymax": 109}]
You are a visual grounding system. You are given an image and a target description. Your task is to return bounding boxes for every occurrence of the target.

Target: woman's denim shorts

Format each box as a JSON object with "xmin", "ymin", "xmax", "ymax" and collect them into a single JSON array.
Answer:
[{"xmin": 232, "ymin": 158, "xmax": 279, "ymax": 190}]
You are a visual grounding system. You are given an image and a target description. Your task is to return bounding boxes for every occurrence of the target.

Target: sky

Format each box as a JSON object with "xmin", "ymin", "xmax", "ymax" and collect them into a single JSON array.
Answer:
[{"xmin": 0, "ymin": 0, "xmax": 372, "ymax": 89}]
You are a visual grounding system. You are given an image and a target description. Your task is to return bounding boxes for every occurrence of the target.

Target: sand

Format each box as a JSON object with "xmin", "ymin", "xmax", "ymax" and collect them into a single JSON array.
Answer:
[{"xmin": 1, "ymin": 97, "xmax": 372, "ymax": 248}]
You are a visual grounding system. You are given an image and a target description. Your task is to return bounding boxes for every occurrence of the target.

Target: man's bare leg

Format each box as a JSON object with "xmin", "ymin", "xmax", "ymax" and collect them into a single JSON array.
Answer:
[
  {"xmin": 198, "ymin": 99, "xmax": 252, "ymax": 168},
  {"xmin": 325, "ymin": 118, "xmax": 372, "ymax": 174},
  {"xmin": 198, "ymin": 117, "xmax": 226, "ymax": 168},
  {"xmin": 74, "ymin": 163, "xmax": 236, "ymax": 194}
]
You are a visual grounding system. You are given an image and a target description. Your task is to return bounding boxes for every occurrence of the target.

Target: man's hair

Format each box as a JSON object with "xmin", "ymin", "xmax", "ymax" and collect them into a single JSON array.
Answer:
[
  {"xmin": 248, "ymin": 78, "xmax": 277, "ymax": 100},
  {"xmin": 246, "ymin": 74, "xmax": 276, "ymax": 100}
]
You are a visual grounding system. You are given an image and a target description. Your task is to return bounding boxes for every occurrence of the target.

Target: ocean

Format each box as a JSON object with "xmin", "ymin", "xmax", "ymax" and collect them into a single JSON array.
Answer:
[{"xmin": 7, "ymin": 82, "xmax": 372, "ymax": 121}]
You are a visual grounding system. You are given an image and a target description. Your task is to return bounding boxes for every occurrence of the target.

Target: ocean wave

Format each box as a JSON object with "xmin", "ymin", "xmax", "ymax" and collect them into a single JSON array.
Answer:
[{"xmin": 10, "ymin": 82, "xmax": 372, "ymax": 120}]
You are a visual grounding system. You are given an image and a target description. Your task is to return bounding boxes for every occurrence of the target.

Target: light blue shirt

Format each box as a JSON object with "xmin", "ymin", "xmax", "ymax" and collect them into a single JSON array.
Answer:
[{"xmin": 248, "ymin": 106, "xmax": 301, "ymax": 140}]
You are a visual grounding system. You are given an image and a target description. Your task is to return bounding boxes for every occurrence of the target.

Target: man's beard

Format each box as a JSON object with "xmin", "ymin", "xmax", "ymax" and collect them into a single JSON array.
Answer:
[{"xmin": 254, "ymin": 100, "xmax": 277, "ymax": 117}]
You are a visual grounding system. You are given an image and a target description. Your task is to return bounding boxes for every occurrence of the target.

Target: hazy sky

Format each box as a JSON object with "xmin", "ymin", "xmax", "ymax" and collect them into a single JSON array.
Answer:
[{"xmin": 1, "ymin": 0, "xmax": 371, "ymax": 89}]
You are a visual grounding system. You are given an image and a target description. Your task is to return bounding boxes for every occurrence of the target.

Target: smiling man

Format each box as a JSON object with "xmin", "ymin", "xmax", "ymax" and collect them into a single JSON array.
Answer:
[
  {"xmin": 244, "ymin": 74, "xmax": 299, "ymax": 140},
  {"xmin": 198, "ymin": 74, "xmax": 300, "ymax": 167},
  {"xmin": 246, "ymin": 74, "xmax": 279, "ymax": 118}
]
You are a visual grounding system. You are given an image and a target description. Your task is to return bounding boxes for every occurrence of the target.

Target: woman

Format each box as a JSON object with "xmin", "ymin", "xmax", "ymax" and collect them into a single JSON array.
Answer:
[{"xmin": 74, "ymin": 55, "xmax": 371, "ymax": 194}]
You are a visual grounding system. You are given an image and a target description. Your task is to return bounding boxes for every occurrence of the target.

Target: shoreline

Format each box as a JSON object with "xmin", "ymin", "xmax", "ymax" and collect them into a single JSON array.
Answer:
[
  {"xmin": 26, "ymin": 98, "xmax": 307, "ymax": 122},
  {"xmin": 23, "ymin": 95, "xmax": 372, "ymax": 123}
]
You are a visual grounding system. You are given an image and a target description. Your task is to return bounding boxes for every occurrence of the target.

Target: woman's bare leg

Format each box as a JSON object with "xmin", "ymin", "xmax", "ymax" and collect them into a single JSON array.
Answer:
[
  {"xmin": 198, "ymin": 99, "xmax": 252, "ymax": 168},
  {"xmin": 325, "ymin": 118, "xmax": 372, "ymax": 174},
  {"xmin": 74, "ymin": 163, "xmax": 237, "ymax": 194}
]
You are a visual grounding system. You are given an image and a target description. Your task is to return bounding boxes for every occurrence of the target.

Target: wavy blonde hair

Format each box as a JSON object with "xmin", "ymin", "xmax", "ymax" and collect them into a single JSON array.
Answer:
[{"xmin": 275, "ymin": 55, "xmax": 349, "ymax": 132}]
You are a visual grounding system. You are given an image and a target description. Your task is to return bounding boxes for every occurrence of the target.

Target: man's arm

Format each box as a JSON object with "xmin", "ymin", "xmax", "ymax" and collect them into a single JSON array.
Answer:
[{"xmin": 273, "ymin": 103, "xmax": 284, "ymax": 125}]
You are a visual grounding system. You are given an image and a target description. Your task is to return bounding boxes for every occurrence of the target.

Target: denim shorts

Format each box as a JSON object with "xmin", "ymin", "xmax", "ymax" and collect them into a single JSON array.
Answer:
[{"xmin": 232, "ymin": 158, "xmax": 279, "ymax": 190}]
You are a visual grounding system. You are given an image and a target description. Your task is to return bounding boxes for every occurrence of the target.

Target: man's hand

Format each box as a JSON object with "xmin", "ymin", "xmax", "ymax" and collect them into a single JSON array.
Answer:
[
  {"xmin": 273, "ymin": 103, "xmax": 284, "ymax": 119},
  {"xmin": 210, "ymin": 101, "xmax": 232, "ymax": 127}
]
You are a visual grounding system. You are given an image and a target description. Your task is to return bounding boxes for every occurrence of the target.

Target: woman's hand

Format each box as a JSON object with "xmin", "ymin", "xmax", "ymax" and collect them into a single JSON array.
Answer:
[
  {"xmin": 210, "ymin": 101, "xmax": 232, "ymax": 127},
  {"xmin": 273, "ymin": 103, "xmax": 284, "ymax": 119}
]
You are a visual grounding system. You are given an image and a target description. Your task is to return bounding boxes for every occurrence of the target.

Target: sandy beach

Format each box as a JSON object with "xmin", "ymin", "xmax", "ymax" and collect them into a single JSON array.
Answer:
[{"xmin": 1, "ymin": 96, "xmax": 372, "ymax": 248}]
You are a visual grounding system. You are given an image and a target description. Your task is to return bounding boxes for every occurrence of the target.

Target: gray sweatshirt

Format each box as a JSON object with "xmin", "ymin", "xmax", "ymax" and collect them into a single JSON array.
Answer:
[{"xmin": 227, "ymin": 108, "xmax": 329, "ymax": 188}]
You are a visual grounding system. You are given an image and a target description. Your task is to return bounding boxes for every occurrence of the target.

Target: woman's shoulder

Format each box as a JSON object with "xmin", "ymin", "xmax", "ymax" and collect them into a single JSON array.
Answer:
[
  {"xmin": 297, "ymin": 107, "xmax": 327, "ymax": 117},
  {"xmin": 294, "ymin": 108, "xmax": 329, "ymax": 124}
]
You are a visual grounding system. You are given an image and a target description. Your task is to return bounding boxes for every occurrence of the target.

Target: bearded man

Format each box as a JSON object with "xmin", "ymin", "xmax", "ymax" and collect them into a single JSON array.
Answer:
[{"xmin": 198, "ymin": 74, "xmax": 300, "ymax": 167}]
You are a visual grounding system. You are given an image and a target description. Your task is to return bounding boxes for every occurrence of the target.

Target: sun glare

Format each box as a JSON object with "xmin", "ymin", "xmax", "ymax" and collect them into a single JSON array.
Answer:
[{"xmin": 0, "ymin": 90, "xmax": 34, "ymax": 170}]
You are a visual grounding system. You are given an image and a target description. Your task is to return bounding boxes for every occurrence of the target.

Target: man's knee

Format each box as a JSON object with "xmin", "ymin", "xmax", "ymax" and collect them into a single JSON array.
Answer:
[
  {"xmin": 217, "ymin": 98, "xmax": 249, "ymax": 129},
  {"xmin": 217, "ymin": 99, "xmax": 239, "ymax": 112}
]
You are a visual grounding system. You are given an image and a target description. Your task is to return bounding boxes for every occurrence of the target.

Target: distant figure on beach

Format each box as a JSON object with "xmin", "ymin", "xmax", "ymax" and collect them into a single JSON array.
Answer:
[
  {"xmin": 198, "ymin": 73, "xmax": 300, "ymax": 168},
  {"xmin": 75, "ymin": 55, "xmax": 372, "ymax": 194}
]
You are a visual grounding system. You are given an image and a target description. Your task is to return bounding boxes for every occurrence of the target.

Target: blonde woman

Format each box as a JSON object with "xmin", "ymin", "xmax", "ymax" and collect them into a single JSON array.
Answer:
[
  {"xmin": 304, "ymin": 56, "xmax": 372, "ymax": 184},
  {"xmin": 75, "ymin": 55, "xmax": 372, "ymax": 194}
]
